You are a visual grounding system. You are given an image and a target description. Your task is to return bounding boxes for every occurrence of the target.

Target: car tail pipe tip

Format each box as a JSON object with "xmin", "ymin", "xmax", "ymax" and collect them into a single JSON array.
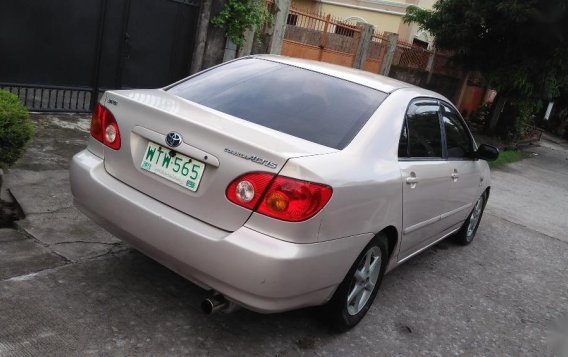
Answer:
[{"xmin": 201, "ymin": 293, "xmax": 233, "ymax": 315}]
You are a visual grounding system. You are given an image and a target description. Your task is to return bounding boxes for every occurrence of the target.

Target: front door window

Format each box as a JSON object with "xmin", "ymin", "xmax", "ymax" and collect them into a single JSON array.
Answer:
[{"xmin": 441, "ymin": 104, "xmax": 474, "ymax": 159}]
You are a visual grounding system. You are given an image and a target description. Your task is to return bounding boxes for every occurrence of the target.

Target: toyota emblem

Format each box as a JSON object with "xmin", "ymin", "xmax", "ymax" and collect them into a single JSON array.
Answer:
[{"xmin": 165, "ymin": 132, "xmax": 182, "ymax": 148}]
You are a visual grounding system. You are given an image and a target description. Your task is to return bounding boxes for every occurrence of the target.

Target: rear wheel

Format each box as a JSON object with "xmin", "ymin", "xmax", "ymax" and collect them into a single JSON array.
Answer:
[
  {"xmin": 453, "ymin": 193, "xmax": 486, "ymax": 245},
  {"xmin": 321, "ymin": 235, "xmax": 388, "ymax": 331}
]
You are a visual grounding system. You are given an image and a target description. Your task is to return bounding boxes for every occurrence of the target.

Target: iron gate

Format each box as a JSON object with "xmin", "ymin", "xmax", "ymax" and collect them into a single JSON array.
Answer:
[{"xmin": 0, "ymin": 0, "xmax": 200, "ymax": 112}]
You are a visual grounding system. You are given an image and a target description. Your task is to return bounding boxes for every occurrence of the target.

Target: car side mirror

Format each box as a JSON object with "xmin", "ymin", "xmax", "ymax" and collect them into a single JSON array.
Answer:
[{"xmin": 475, "ymin": 144, "xmax": 499, "ymax": 161}]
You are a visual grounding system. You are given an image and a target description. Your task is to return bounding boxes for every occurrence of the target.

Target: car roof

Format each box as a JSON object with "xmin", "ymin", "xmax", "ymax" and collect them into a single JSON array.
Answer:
[{"xmin": 252, "ymin": 54, "xmax": 417, "ymax": 94}]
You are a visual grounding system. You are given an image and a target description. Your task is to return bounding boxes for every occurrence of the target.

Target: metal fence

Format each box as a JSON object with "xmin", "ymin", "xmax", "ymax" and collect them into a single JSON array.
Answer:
[
  {"xmin": 282, "ymin": 8, "xmax": 362, "ymax": 67},
  {"xmin": 281, "ymin": 6, "xmax": 462, "ymax": 81},
  {"xmin": 363, "ymin": 34, "xmax": 388, "ymax": 73},
  {"xmin": 0, "ymin": 83, "xmax": 93, "ymax": 112},
  {"xmin": 0, "ymin": 0, "xmax": 200, "ymax": 113},
  {"xmin": 393, "ymin": 39, "xmax": 431, "ymax": 71}
]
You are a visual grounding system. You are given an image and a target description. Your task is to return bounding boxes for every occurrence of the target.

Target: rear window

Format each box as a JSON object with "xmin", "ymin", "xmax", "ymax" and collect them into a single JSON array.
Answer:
[{"xmin": 167, "ymin": 58, "xmax": 387, "ymax": 149}]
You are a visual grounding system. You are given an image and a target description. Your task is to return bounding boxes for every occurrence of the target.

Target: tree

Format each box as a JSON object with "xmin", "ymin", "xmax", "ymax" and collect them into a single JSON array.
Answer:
[{"xmin": 404, "ymin": 0, "xmax": 568, "ymax": 135}]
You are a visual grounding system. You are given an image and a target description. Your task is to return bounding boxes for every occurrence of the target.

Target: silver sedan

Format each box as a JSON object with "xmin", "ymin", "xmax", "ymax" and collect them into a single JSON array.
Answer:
[{"xmin": 70, "ymin": 55, "xmax": 498, "ymax": 330}]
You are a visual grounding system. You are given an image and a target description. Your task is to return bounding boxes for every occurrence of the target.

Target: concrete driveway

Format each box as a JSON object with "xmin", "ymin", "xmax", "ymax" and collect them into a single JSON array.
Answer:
[{"xmin": 1, "ymin": 115, "xmax": 567, "ymax": 356}]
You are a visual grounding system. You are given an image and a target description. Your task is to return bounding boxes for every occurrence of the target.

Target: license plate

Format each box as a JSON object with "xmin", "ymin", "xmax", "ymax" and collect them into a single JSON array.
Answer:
[{"xmin": 140, "ymin": 142, "xmax": 205, "ymax": 192}]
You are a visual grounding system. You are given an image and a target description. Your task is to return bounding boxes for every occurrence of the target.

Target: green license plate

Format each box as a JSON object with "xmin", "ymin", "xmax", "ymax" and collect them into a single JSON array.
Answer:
[{"xmin": 140, "ymin": 141, "xmax": 205, "ymax": 192}]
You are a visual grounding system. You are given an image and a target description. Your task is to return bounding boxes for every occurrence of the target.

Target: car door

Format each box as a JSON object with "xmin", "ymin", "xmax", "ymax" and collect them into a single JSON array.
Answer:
[
  {"xmin": 398, "ymin": 99, "xmax": 452, "ymax": 260},
  {"xmin": 440, "ymin": 103, "xmax": 482, "ymax": 227}
]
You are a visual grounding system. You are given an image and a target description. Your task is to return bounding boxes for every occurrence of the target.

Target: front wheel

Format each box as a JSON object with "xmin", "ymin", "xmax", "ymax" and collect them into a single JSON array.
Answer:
[
  {"xmin": 321, "ymin": 235, "xmax": 388, "ymax": 331},
  {"xmin": 453, "ymin": 193, "xmax": 486, "ymax": 245}
]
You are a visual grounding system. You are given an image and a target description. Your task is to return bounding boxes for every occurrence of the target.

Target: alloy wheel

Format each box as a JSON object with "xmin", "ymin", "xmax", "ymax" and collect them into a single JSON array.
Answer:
[
  {"xmin": 467, "ymin": 196, "xmax": 484, "ymax": 238},
  {"xmin": 346, "ymin": 246, "xmax": 382, "ymax": 315}
]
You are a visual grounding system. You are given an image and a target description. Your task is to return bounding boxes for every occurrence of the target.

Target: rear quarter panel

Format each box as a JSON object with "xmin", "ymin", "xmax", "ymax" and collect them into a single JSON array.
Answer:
[{"xmin": 245, "ymin": 90, "xmax": 426, "ymax": 245}]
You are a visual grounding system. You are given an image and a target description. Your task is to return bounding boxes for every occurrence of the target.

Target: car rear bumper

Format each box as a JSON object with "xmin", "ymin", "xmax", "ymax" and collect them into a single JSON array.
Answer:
[{"xmin": 70, "ymin": 149, "xmax": 372, "ymax": 313}]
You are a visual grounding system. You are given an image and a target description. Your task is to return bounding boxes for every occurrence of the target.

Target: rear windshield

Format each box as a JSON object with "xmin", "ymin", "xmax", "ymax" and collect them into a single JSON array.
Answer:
[{"xmin": 167, "ymin": 58, "xmax": 387, "ymax": 149}]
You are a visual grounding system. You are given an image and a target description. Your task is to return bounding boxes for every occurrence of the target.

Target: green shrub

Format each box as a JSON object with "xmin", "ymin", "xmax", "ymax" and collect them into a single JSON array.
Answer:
[
  {"xmin": 514, "ymin": 100, "xmax": 542, "ymax": 139},
  {"xmin": 211, "ymin": 0, "xmax": 272, "ymax": 47},
  {"xmin": 0, "ymin": 90, "xmax": 34, "ymax": 166}
]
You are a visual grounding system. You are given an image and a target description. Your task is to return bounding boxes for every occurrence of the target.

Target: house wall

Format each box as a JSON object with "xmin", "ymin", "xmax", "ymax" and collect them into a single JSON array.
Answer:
[
  {"xmin": 297, "ymin": 0, "xmax": 437, "ymax": 42},
  {"xmin": 292, "ymin": 0, "xmax": 318, "ymax": 12},
  {"xmin": 319, "ymin": 3, "xmax": 402, "ymax": 34},
  {"xmin": 418, "ymin": 0, "xmax": 437, "ymax": 9}
]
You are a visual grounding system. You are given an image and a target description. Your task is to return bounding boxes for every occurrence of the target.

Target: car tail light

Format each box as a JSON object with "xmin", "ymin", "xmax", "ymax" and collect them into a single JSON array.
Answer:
[
  {"xmin": 226, "ymin": 173, "xmax": 333, "ymax": 222},
  {"xmin": 226, "ymin": 173, "xmax": 275, "ymax": 209},
  {"xmin": 90, "ymin": 103, "xmax": 121, "ymax": 150}
]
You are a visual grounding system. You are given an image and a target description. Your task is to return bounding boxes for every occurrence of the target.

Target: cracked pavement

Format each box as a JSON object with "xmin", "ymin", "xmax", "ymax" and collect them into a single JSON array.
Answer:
[
  {"xmin": 2, "ymin": 114, "xmax": 126, "ymax": 263},
  {"xmin": 0, "ymin": 114, "xmax": 567, "ymax": 356}
]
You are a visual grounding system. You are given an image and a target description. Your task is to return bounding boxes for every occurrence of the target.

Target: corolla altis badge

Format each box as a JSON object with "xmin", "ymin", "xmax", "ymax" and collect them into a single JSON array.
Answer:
[
  {"xmin": 224, "ymin": 148, "xmax": 278, "ymax": 169},
  {"xmin": 165, "ymin": 132, "xmax": 183, "ymax": 148}
]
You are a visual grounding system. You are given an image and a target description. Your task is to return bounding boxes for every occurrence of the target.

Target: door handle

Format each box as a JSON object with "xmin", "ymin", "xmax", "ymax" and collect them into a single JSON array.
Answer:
[
  {"xmin": 406, "ymin": 172, "xmax": 418, "ymax": 188},
  {"xmin": 406, "ymin": 177, "xmax": 418, "ymax": 184},
  {"xmin": 451, "ymin": 169, "xmax": 459, "ymax": 181}
]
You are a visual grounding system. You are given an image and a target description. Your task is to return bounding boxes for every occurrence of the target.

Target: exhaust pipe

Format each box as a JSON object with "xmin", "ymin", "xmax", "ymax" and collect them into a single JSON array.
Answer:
[{"xmin": 201, "ymin": 294, "xmax": 230, "ymax": 315}]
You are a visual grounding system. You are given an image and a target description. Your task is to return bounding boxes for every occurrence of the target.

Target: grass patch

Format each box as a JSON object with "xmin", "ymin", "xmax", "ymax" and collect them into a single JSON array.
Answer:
[{"xmin": 489, "ymin": 150, "xmax": 530, "ymax": 168}]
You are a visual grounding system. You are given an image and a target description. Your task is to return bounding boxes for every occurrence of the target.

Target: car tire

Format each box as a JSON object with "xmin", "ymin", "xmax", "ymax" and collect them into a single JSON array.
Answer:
[
  {"xmin": 320, "ymin": 234, "xmax": 388, "ymax": 331},
  {"xmin": 453, "ymin": 192, "xmax": 487, "ymax": 245}
]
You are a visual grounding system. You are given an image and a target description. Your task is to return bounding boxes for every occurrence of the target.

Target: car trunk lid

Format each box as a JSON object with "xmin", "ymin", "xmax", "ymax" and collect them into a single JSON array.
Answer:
[{"xmin": 101, "ymin": 89, "xmax": 336, "ymax": 231}]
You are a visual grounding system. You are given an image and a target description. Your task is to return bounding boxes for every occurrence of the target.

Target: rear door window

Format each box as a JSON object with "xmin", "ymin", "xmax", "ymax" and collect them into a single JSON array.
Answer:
[
  {"xmin": 400, "ymin": 100, "xmax": 443, "ymax": 158},
  {"xmin": 167, "ymin": 58, "xmax": 388, "ymax": 149}
]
